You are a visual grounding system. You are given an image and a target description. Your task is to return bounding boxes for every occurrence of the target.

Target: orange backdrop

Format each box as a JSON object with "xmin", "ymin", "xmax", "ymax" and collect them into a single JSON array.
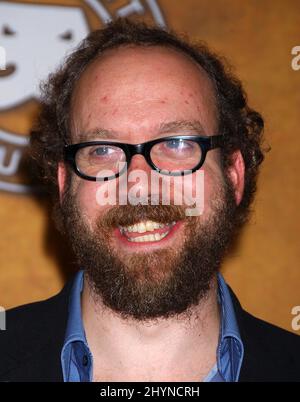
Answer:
[{"xmin": 0, "ymin": 0, "xmax": 299, "ymax": 333}]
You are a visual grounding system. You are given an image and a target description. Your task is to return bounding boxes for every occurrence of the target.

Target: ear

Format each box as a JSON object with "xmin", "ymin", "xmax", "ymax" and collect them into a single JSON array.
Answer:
[
  {"xmin": 58, "ymin": 162, "xmax": 67, "ymax": 204},
  {"xmin": 226, "ymin": 150, "xmax": 245, "ymax": 206}
]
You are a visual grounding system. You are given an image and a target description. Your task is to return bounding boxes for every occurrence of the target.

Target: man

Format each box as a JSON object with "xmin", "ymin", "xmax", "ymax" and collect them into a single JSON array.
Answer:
[{"xmin": 0, "ymin": 18, "xmax": 299, "ymax": 382}]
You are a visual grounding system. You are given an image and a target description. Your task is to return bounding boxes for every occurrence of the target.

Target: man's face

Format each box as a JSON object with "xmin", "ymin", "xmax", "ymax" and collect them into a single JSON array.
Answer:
[{"xmin": 59, "ymin": 46, "xmax": 243, "ymax": 320}]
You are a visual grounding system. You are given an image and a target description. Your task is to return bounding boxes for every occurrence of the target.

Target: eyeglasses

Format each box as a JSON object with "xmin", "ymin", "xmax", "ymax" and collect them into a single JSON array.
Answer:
[{"xmin": 64, "ymin": 135, "xmax": 223, "ymax": 181}]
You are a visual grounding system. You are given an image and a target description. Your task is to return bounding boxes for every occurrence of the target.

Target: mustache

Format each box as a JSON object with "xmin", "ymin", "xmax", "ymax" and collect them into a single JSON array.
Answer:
[{"xmin": 99, "ymin": 203, "xmax": 187, "ymax": 229}]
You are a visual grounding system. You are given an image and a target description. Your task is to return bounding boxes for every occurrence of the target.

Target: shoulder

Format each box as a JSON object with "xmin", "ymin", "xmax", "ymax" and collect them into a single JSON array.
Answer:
[
  {"xmin": 241, "ymin": 308, "xmax": 300, "ymax": 357},
  {"xmin": 229, "ymin": 288, "xmax": 300, "ymax": 381},
  {"xmin": 0, "ymin": 278, "xmax": 73, "ymax": 381},
  {"xmin": 242, "ymin": 307, "xmax": 300, "ymax": 345}
]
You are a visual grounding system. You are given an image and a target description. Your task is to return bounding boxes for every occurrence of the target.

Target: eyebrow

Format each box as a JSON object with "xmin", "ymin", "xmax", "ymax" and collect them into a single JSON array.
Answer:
[
  {"xmin": 158, "ymin": 120, "xmax": 206, "ymax": 135},
  {"xmin": 78, "ymin": 127, "xmax": 119, "ymax": 141},
  {"xmin": 79, "ymin": 119, "xmax": 206, "ymax": 142}
]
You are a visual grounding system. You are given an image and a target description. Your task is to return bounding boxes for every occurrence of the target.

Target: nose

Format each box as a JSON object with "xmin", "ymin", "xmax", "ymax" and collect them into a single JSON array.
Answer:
[
  {"xmin": 127, "ymin": 154, "xmax": 152, "ymax": 174},
  {"xmin": 122, "ymin": 155, "xmax": 153, "ymax": 203}
]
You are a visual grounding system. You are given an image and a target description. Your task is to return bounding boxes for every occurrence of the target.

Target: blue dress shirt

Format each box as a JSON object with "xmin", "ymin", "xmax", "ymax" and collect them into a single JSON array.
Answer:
[{"xmin": 61, "ymin": 270, "xmax": 244, "ymax": 382}]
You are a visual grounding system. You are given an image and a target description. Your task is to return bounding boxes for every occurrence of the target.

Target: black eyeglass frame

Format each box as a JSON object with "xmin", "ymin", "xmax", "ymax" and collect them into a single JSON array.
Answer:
[{"xmin": 64, "ymin": 135, "xmax": 223, "ymax": 181}]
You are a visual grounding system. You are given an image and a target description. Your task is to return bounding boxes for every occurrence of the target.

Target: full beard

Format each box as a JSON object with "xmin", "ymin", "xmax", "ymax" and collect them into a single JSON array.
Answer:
[{"xmin": 60, "ymin": 180, "xmax": 238, "ymax": 322}]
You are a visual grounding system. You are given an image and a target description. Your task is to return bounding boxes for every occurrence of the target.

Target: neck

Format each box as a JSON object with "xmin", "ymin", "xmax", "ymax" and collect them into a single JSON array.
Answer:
[{"xmin": 82, "ymin": 274, "xmax": 220, "ymax": 381}]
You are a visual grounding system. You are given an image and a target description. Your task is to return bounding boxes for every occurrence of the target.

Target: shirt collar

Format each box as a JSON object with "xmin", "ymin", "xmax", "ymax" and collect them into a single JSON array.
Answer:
[
  {"xmin": 64, "ymin": 270, "xmax": 85, "ymax": 342},
  {"xmin": 217, "ymin": 273, "xmax": 244, "ymax": 381},
  {"xmin": 61, "ymin": 270, "xmax": 91, "ymax": 381}
]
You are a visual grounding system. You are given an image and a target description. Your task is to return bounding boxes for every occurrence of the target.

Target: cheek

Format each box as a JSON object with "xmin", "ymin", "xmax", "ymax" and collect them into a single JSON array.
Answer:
[
  {"xmin": 74, "ymin": 179, "xmax": 111, "ymax": 228},
  {"xmin": 168, "ymin": 168, "xmax": 219, "ymax": 216},
  {"xmin": 203, "ymin": 173, "xmax": 218, "ymax": 212},
  {"xmin": 201, "ymin": 165, "xmax": 224, "ymax": 215}
]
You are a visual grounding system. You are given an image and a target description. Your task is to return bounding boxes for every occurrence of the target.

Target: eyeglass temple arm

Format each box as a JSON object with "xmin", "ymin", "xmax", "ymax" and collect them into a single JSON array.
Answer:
[{"xmin": 210, "ymin": 135, "xmax": 224, "ymax": 149}]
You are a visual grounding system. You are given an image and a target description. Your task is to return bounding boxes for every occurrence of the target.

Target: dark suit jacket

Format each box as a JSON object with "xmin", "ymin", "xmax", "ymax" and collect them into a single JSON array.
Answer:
[{"xmin": 0, "ymin": 277, "xmax": 300, "ymax": 382}]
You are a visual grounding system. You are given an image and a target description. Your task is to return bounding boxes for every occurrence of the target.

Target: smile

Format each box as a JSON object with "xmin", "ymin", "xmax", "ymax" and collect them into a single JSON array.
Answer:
[{"xmin": 119, "ymin": 220, "xmax": 177, "ymax": 243}]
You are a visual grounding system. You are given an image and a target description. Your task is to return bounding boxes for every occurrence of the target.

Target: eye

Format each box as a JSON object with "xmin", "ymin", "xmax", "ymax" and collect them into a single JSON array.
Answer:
[
  {"xmin": 2, "ymin": 25, "xmax": 16, "ymax": 36},
  {"xmin": 91, "ymin": 146, "xmax": 112, "ymax": 157},
  {"xmin": 164, "ymin": 139, "xmax": 191, "ymax": 150},
  {"xmin": 151, "ymin": 138, "xmax": 199, "ymax": 161},
  {"xmin": 59, "ymin": 30, "xmax": 73, "ymax": 41}
]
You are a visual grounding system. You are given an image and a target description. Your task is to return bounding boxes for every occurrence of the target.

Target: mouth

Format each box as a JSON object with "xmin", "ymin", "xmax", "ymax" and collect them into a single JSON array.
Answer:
[{"xmin": 114, "ymin": 220, "xmax": 183, "ymax": 249}]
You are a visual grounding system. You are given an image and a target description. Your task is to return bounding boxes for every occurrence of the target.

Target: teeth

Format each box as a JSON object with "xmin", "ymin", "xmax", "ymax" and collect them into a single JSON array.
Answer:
[
  {"xmin": 120, "ymin": 220, "xmax": 175, "ymax": 234},
  {"xmin": 137, "ymin": 222, "xmax": 147, "ymax": 233},
  {"xmin": 128, "ymin": 231, "xmax": 169, "ymax": 242},
  {"xmin": 146, "ymin": 221, "xmax": 160, "ymax": 231}
]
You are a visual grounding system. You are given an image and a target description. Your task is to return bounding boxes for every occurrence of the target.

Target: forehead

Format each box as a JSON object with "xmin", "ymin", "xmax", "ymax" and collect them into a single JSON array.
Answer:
[{"xmin": 70, "ymin": 45, "xmax": 218, "ymax": 140}]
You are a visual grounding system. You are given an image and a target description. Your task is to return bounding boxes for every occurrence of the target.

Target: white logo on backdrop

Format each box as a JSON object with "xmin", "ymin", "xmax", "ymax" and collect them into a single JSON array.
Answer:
[{"xmin": 0, "ymin": 0, "xmax": 166, "ymax": 193}]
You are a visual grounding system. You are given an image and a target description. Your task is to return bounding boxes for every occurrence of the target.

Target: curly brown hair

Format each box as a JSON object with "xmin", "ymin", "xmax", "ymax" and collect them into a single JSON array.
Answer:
[{"xmin": 30, "ymin": 17, "xmax": 265, "ymax": 227}]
